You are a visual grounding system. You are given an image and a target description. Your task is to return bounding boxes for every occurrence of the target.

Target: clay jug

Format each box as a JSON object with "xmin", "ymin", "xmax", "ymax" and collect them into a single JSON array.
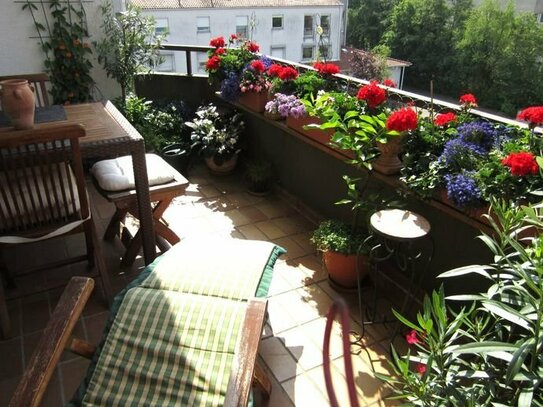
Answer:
[{"xmin": 0, "ymin": 79, "xmax": 35, "ymax": 130}]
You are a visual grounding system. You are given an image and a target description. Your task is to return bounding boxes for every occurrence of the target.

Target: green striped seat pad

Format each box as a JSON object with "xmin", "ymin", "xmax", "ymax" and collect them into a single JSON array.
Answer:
[{"xmin": 74, "ymin": 238, "xmax": 285, "ymax": 406}]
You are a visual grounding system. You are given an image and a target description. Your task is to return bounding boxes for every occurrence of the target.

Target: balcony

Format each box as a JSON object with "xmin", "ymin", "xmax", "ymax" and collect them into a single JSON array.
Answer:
[{"xmin": 1, "ymin": 45, "xmax": 541, "ymax": 406}]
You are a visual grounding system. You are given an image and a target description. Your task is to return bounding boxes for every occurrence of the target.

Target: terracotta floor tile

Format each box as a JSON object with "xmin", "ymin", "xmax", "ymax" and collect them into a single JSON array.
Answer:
[
  {"xmin": 259, "ymin": 336, "xmax": 301, "ymax": 382},
  {"xmin": 238, "ymin": 206, "xmax": 268, "ymax": 223},
  {"xmin": 272, "ymin": 236, "xmax": 306, "ymax": 260},
  {"xmin": 267, "ymin": 272, "xmax": 295, "ymax": 296},
  {"xmin": 60, "ymin": 357, "xmax": 91, "ymax": 402},
  {"xmin": 223, "ymin": 208, "xmax": 252, "ymax": 227},
  {"xmin": 273, "ymin": 215, "xmax": 312, "ymax": 236},
  {"xmin": 281, "ymin": 371, "xmax": 330, "ymax": 407},
  {"xmin": 0, "ymin": 338, "xmax": 23, "ymax": 380},
  {"xmin": 6, "ymin": 299, "xmax": 22, "ymax": 338},
  {"xmin": 237, "ymin": 224, "xmax": 268, "ymax": 240},
  {"xmin": 41, "ymin": 369, "xmax": 64, "ymax": 406},
  {"xmin": 20, "ymin": 293, "xmax": 50, "ymax": 335},
  {"xmin": 278, "ymin": 325, "xmax": 326, "ymax": 371},
  {"xmin": 255, "ymin": 220, "xmax": 287, "ymax": 240},
  {"xmin": 255, "ymin": 200, "xmax": 296, "ymax": 219},
  {"xmin": 274, "ymin": 260, "xmax": 313, "ymax": 290},
  {"xmin": 0, "ymin": 375, "xmax": 20, "ymax": 406},
  {"xmin": 295, "ymin": 254, "xmax": 327, "ymax": 284},
  {"xmin": 260, "ymin": 361, "xmax": 295, "ymax": 407},
  {"xmin": 289, "ymin": 232, "xmax": 316, "ymax": 255},
  {"xmin": 266, "ymin": 296, "xmax": 299, "ymax": 334},
  {"xmin": 83, "ymin": 311, "xmax": 109, "ymax": 346}
]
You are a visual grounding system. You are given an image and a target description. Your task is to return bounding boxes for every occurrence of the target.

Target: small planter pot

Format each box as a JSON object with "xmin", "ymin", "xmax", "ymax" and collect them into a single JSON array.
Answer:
[
  {"xmin": 322, "ymin": 251, "xmax": 369, "ymax": 289},
  {"xmin": 372, "ymin": 136, "xmax": 404, "ymax": 175},
  {"xmin": 161, "ymin": 143, "xmax": 191, "ymax": 175},
  {"xmin": 286, "ymin": 114, "xmax": 333, "ymax": 144},
  {"xmin": 205, "ymin": 154, "xmax": 238, "ymax": 176},
  {"xmin": 238, "ymin": 91, "xmax": 270, "ymax": 113}
]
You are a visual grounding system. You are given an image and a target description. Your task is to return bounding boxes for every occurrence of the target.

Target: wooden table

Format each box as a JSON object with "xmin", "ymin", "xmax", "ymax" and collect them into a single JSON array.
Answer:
[{"xmin": 0, "ymin": 101, "xmax": 157, "ymax": 265}]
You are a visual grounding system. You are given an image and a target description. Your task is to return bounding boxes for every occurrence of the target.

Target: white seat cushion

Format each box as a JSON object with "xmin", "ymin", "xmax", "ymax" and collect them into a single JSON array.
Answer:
[{"xmin": 91, "ymin": 154, "xmax": 176, "ymax": 192}]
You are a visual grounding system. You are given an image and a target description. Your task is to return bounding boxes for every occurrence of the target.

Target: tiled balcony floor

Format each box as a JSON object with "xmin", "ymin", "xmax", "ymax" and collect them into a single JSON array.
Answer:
[{"xmin": 0, "ymin": 163, "xmax": 403, "ymax": 406}]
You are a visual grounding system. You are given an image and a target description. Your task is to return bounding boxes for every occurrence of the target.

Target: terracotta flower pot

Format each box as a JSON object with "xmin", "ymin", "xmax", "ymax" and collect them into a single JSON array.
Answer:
[
  {"xmin": 372, "ymin": 136, "xmax": 404, "ymax": 175},
  {"xmin": 286, "ymin": 114, "xmax": 334, "ymax": 144},
  {"xmin": 238, "ymin": 91, "xmax": 270, "ymax": 113},
  {"xmin": 322, "ymin": 251, "xmax": 369, "ymax": 289},
  {"xmin": 0, "ymin": 79, "xmax": 35, "ymax": 130},
  {"xmin": 205, "ymin": 154, "xmax": 238, "ymax": 175}
]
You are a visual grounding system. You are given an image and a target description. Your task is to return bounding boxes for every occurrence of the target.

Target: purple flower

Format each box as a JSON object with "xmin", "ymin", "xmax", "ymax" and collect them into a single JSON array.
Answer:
[
  {"xmin": 220, "ymin": 71, "xmax": 241, "ymax": 101},
  {"xmin": 265, "ymin": 93, "xmax": 305, "ymax": 118},
  {"xmin": 439, "ymin": 138, "xmax": 485, "ymax": 171},
  {"xmin": 259, "ymin": 55, "xmax": 273, "ymax": 70},
  {"xmin": 456, "ymin": 121, "xmax": 499, "ymax": 152},
  {"xmin": 445, "ymin": 172, "xmax": 481, "ymax": 207}
]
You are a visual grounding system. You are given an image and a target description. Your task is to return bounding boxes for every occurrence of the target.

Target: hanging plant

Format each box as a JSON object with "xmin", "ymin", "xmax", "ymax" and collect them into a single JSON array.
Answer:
[{"xmin": 23, "ymin": 0, "xmax": 94, "ymax": 104}]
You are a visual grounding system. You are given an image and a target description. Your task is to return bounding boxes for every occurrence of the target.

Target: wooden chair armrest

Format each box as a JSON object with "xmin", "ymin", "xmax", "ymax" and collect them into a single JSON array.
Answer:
[
  {"xmin": 9, "ymin": 277, "xmax": 95, "ymax": 407},
  {"xmin": 224, "ymin": 298, "xmax": 268, "ymax": 407}
]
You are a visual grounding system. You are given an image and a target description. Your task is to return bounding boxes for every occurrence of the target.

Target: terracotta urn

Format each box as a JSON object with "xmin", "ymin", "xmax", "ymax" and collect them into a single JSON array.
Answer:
[
  {"xmin": 372, "ymin": 136, "xmax": 404, "ymax": 175},
  {"xmin": 0, "ymin": 79, "xmax": 35, "ymax": 130},
  {"xmin": 205, "ymin": 153, "xmax": 238, "ymax": 176}
]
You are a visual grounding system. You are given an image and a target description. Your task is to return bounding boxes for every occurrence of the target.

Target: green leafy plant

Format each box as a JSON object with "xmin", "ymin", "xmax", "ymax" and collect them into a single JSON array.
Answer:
[
  {"xmin": 310, "ymin": 219, "xmax": 368, "ymax": 255},
  {"xmin": 381, "ymin": 199, "xmax": 543, "ymax": 405},
  {"xmin": 245, "ymin": 160, "xmax": 273, "ymax": 194},
  {"xmin": 95, "ymin": 1, "xmax": 165, "ymax": 105},
  {"xmin": 23, "ymin": 0, "xmax": 94, "ymax": 104}
]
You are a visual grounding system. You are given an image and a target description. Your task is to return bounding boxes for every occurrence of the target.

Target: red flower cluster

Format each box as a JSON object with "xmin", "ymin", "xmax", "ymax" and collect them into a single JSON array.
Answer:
[
  {"xmin": 209, "ymin": 36, "xmax": 225, "ymax": 48},
  {"xmin": 313, "ymin": 62, "xmax": 340, "ymax": 75},
  {"xmin": 246, "ymin": 41, "xmax": 260, "ymax": 53},
  {"xmin": 205, "ymin": 55, "xmax": 221, "ymax": 70},
  {"xmin": 267, "ymin": 64, "xmax": 283, "ymax": 78},
  {"xmin": 501, "ymin": 152, "xmax": 539, "ymax": 176},
  {"xmin": 434, "ymin": 112, "xmax": 457, "ymax": 127},
  {"xmin": 405, "ymin": 330, "xmax": 419, "ymax": 345},
  {"xmin": 383, "ymin": 79, "xmax": 396, "ymax": 88},
  {"xmin": 517, "ymin": 106, "xmax": 543, "ymax": 126},
  {"xmin": 278, "ymin": 66, "xmax": 298, "ymax": 81},
  {"xmin": 230, "ymin": 33, "xmax": 238, "ymax": 41},
  {"xmin": 416, "ymin": 363, "xmax": 426, "ymax": 375},
  {"xmin": 214, "ymin": 47, "xmax": 225, "ymax": 55},
  {"xmin": 459, "ymin": 93, "xmax": 477, "ymax": 107},
  {"xmin": 250, "ymin": 60, "xmax": 265, "ymax": 73},
  {"xmin": 386, "ymin": 108, "xmax": 418, "ymax": 132},
  {"xmin": 356, "ymin": 81, "xmax": 386, "ymax": 109}
]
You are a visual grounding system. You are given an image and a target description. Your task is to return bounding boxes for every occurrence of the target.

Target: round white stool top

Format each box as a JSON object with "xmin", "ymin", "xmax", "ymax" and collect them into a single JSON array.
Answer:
[{"xmin": 370, "ymin": 209, "xmax": 431, "ymax": 240}]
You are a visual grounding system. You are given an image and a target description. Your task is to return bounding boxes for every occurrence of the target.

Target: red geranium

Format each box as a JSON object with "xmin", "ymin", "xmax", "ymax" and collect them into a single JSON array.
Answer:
[
  {"xmin": 267, "ymin": 64, "xmax": 283, "ymax": 78},
  {"xmin": 278, "ymin": 66, "xmax": 298, "ymax": 81},
  {"xmin": 250, "ymin": 60, "xmax": 265, "ymax": 73},
  {"xmin": 356, "ymin": 81, "xmax": 386, "ymax": 109},
  {"xmin": 209, "ymin": 36, "xmax": 225, "ymax": 48},
  {"xmin": 230, "ymin": 33, "xmax": 238, "ymax": 41},
  {"xmin": 517, "ymin": 106, "xmax": 543, "ymax": 126},
  {"xmin": 501, "ymin": 152, "xmax": 539, "ymax": 176},
  {"xmin": 459, "ymin": 93, "xmax": 477, "ymax": 107},
  {"xmin": 387, "ymin": 108, "xmax": 418, "ymax": 132},
  {"xmin": 314, "ymin": 62, "xmax": 340, "ymax": 75},
  {"xmin": 205, "ymin": 55, "xmax": 221, "ymax": 70},
  {"xmin": 383, "ymin": 79, "xmax": 396, "ymax": 88},
  {"xmin": 214, "ymin": 47, "xmax": 225, "ymax": 55},
  {"xmin": 405, "ymin": 330, "xmax": 419, "ymax": 345},
  {"xmin": 434, "ymin": 112, "xmax": 457, "ymax": 127},
  {"xmin": 246, "ymin": 41, "xmax": 260, "ymax": 53}
]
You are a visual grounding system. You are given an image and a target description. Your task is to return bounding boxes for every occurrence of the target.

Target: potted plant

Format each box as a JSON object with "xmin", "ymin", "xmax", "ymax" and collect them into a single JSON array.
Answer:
[
  {"xmin": 237, "ymin": 58, "xmax": 273, "ymax": 112},
  {"xmin": 245, "ymin": 160, "xmax": 273, "ymax": 196},
  {"xmin": 186, "ymin": 103, "xmax": 245, "ymax": 175},
  {"xmin": 311, "ymin": 219, "xmax": 368, "ymax": 289}
]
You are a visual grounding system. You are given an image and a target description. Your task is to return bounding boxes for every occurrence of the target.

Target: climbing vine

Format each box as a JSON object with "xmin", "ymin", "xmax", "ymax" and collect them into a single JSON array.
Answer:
[{"xmin": 23, "ymin": 0, "xmax": 94, "ymax": 104}]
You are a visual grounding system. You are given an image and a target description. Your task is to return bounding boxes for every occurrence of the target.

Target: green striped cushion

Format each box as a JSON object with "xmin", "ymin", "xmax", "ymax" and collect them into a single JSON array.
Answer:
[{"xmin": 68, "ymin": 238, "xmax": 285, "ymax": 407}]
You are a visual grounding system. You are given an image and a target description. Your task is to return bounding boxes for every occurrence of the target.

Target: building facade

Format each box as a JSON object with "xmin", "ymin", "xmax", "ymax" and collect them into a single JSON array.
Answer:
[{"xmin": 131, "ymin": 0, "xmax": 345, "ymax": 74}]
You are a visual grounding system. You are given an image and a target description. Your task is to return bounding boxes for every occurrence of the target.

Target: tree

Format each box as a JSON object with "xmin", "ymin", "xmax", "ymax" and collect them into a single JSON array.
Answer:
[
  {"xmin": 347, "ymin": 0, "xmax": 397, "ymax": 49},
  {"xmin": 455, "ymin": 0, "xmax": 543, "ymax": 115},
  {"xmin": 382, "ymin": 0, "xmax": 471, "ymax": 94},
  {"xmin": 95, "ymin": 1, "xmax": 165, "ymax": 105}
]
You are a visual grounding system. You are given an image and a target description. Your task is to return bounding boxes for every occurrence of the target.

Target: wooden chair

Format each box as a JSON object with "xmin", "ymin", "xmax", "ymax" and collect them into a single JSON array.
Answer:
[
  {"xmin": 0, "ymin": 73, "xmax": 50, "ymax": 107},
  {"xmin": 0, "ymin": 123, "xmax": 112, "ymax": 338},
  {"xmin": 91, "ymin": 154, "xmax": 189, "ymax": 268},
  {"xmin": 9, "ymin": 237, "xmax": 286, "ymax": 407}
]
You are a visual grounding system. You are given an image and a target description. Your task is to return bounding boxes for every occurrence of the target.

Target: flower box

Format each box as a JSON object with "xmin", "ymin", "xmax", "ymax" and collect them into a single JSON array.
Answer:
[
  {"xmin": 238, "ymin": 91, "xmax": 270, "ymax": 113},
  {"xmin": 286, "ymin": 114, "xmax": 333, "ymax": 145}
]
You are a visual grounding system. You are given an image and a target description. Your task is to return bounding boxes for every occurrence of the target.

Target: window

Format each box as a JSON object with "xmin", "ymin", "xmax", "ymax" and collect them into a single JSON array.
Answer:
[
  {"xmin": 304, "ymin": 15, "xmax": 314, "ymax": 38},
  {"xmin": 236, "ymin": 15, "xmax": 249, "ymax": 38},
  {"xmin": 156, "ymin": 54, "xmax": 174, "ymax": 72},
  {"xmin": 155, "ymin": 18, "xmax": 169, "ymax": 36},
  {"xmin": 270, "ymin": 46, "xmax": 286, "ymax": 59},
  {"xmin": 197, "ymin": 16, "xmax": 210, "ymax": 33},
  {"xmin": 538, "ymin": 13, "xmax": 543, "ymax": 23},
  {"xmin": 320, "ymin": 15, "xmax": 330, "ymax": 36},
  {"xmin": 272, "ymin": 15, "xmax": 283, "ymax": 29},
  {"xmin": 318, "ymin": 44, "xmax": 331, "ymax": 60},
  {"xmin": 302, "ymin": 45, "xmax": 314, "ymax": 61},
  {"xmin": 197, "ymin": 52, "xmax": 208, "ymax": 73}
]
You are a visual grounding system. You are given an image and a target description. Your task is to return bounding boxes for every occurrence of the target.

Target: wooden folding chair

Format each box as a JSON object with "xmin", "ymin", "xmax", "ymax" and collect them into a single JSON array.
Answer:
[
  {"xmin": 91, "ymin": 154, "xmax": 189, "ymax": 268},
  {"xmin": 9, "ymin": 237, "xmax": 286, "ymax": 407},
  {"xmin": 0, "ymin": 123, "xmax": 112, "ymax": 338},
  {"xmin": 0, "ymin": 73, "xmax": 50, "ymax": 107}
]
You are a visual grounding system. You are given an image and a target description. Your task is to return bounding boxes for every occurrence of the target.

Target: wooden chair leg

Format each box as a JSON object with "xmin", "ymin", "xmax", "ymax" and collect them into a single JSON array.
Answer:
[
  {"xmin": 119, "ymin": 230, "xmax": 143, "ymax": 269},
  {"xmin": 0, "ymin": 279, "xmax": 11, "ymax": 339},
  {"xmin": 253, "ymin": 360, "xmax": 272, "ymax": 400},
  {"xmin": 104, "ymin": 207, "xmax": 129, "ymax": 241},
  {"xmin": 89, "ymin": 214, "xmax": 113, "ymax": 305},
  {"xmin": 83, "ymin": 221, "xmax": 95, "ymax": 268},
  {"xmin": 154, "ymin": 221, "xmax": 180, "ymax": 246}
]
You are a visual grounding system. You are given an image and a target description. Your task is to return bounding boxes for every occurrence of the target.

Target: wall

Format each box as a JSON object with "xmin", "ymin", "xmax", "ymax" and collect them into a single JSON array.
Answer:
[
  {"xmin": 0, "ymin": 0, "xmax": 120, "ymax": 101},
  {"xmin": 143, "ymin": 6, "xmax": 343, "ymax": 74}
]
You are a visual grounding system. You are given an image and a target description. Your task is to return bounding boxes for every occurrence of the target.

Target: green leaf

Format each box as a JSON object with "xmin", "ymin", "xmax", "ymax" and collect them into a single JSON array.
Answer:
[
  {"xmin": 438, "ymin": 265, "xmax": 492, "ymax": 279},
  {"xmin": 451, "ymin": 341, "xmax": 518, "ymax": 355},
  {"xmin": 506, "ymin": 338, "xmax": 535, "ymax": 384},
  {"xmin": 482, "ymin": 301, "xmax": 531, "ymax": 330}
]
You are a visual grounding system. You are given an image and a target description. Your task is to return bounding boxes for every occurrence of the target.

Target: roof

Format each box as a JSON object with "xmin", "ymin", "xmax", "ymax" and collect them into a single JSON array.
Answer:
[
  {"xmin": 131, "ymin": 0, "xmax": 343, "ymax": 8},
  {"xmin": 336, "ymin": 47, "xmax": 411, "ymax": 74}
]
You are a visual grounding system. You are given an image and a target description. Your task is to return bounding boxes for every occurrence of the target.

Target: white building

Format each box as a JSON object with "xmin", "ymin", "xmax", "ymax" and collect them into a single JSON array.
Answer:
[{"xmin": 130, "ymin": 0, "xmax": 346, "ymax": 74}]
